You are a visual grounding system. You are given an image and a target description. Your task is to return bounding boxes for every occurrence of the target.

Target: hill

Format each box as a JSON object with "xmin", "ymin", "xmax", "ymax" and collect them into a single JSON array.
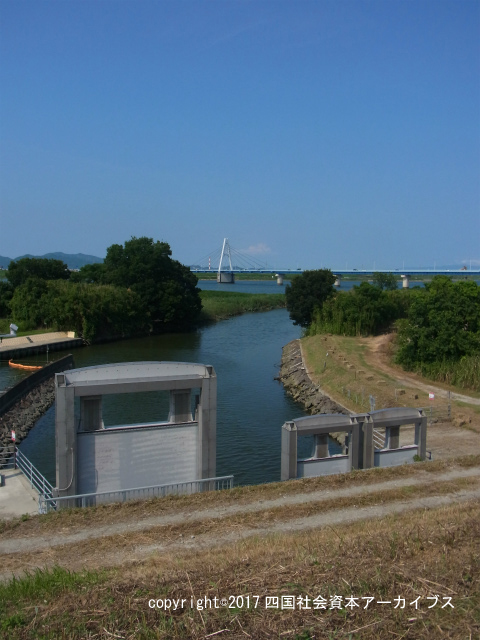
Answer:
[{"xmin": 0, "ymin": 252, "xmax": 103, "ymax": 270}]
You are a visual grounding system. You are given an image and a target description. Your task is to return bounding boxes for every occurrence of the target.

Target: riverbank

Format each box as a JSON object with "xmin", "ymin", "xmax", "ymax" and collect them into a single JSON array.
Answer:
[
  {"xmin": 280, "ymin": 332, "xmax": 480, "ymax": 462},
  {"xmin": 0, "ymin": 378, "xmax": 55, "ymax": 449},
  {"xmin": 278, "ymin": 339, "xmax": 347, "ymax": 415},
  {"xmin": 0, "ymin": 331, "xmax": 82, "ymax": 360},
  {"xmin": 199, "ymin": 290, "xmax": 285, "ymax": 321}
]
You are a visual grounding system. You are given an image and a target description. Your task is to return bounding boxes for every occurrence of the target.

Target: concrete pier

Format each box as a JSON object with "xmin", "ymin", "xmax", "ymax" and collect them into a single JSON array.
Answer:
[
  {"xmin": 401, "ymin": 275, "xmax": 410, "ymax": 288},
  {"xmin": 217, "ymin": 272, "xmax": 235, "ymax": 283}
]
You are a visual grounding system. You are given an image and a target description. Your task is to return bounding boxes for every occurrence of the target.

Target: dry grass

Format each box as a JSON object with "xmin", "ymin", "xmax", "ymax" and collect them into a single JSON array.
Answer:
[
  {"xmin": 2, "ymin": 475, "xmax": 479, "ymax": 578},
  {"xmin": 1, "ymin": 501, "xmax": 478, "ymax": 638},
  {"xmin": 302, "ymin": 333, "xmax": 479, "ymax": 423},
  {"xmin": 2, "ymin": 455, "xmax": 479, "ymax": 539}
]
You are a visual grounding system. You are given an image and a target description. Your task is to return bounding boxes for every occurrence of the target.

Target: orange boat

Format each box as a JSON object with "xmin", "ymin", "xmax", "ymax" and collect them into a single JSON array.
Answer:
[{"xmin": 8, "ymin": 359, "xmax": 43, "ymax": 371}]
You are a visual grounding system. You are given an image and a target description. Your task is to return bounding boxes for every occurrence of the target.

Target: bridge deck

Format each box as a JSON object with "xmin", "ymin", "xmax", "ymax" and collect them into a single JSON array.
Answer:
[{"xmin": 192, "ymin": 268, "xmax": 480, "ymax": 276}]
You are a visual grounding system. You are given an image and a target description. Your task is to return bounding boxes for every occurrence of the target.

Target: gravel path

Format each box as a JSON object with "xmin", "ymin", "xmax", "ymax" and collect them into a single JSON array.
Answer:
[
  {"xmin": 2, "ymin": 466, "xmax": 479, "ymax": 556},
  {"xmin": 1, "ymin": 465, "xmax": 479, "ymax": 580}
]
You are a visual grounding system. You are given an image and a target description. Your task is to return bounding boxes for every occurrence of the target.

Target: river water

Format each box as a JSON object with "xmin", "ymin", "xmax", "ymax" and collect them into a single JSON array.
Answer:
[
  {"xmin": 3, "ymin": 278, "xmax": 417, "ymax": 487},
  {"xmin": 2, "ymin": 281, "xmax": 321, "ymax": 486}
]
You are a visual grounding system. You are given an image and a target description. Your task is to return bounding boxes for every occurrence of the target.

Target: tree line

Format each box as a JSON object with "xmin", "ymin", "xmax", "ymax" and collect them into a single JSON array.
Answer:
[
  {"xmin": 285, "ymin": 270, "xmax": 480, "ymax": 391},
  {"xmin": 0, "ymin": 237, "xmax": 201, "ymax": 341}
]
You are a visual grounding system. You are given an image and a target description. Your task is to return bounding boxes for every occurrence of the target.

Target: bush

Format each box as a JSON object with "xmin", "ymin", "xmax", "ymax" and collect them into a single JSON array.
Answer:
[
  {"xmin": 285, "ymin": 269, "xmax": 335, "ymax": 327},
  {"xmin": 395, "ymin": 277, "xmax": 480, "ymax": 390},
  {"xmin": 309, "ymin": 283, "xmax": 408, "ymax": 336},
  {"xmin": 10, "ymin": 280, "xmax": 145, "ymax": 341}
]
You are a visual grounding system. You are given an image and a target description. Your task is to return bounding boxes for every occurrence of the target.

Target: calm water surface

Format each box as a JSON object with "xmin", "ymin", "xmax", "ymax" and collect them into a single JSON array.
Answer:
[
  {"xmin": 1, "ymin": 280, "xmax": 354, "ymax": 486},
  {"xmin": 7, "ymin": 306, "xmax": 317, "ymax": 486}
]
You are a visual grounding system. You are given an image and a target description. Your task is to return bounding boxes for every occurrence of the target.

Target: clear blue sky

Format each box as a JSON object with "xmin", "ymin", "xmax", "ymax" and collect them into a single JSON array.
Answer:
[{"xmin": 1, "ymin": 0, "xmax": 479, "ymax": 270}]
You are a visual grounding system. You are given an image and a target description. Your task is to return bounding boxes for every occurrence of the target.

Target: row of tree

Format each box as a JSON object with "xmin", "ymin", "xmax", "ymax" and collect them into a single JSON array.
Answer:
[
  {"xmin": 285, "ymin": 270, "xmax": 480, "ymax": 390},
  {"xmin": 0, "ymin": 237, "xmax": 202, "ymax": 340},
  {"xmin": 285, "ymin": 270, "xmax": 401, "ymax": 330}
]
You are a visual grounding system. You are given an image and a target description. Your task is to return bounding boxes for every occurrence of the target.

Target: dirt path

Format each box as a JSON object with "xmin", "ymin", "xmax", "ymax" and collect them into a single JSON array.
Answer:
[
  {"xmin": 1, "ymin": 463, "xmax": 479, "ymax": 580},
  {"xmin": 366, "ymin": 333, "xmax": 480, "ymax": 405},
  {"xmin": 1, "ymin": 333, "xmax": 479, "ymax": 584}
]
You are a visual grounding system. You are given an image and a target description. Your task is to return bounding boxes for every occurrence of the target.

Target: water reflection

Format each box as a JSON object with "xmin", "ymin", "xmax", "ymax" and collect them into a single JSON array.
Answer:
[{"xmin": 19, "ymin": 309, "xmax": 311, "ymax": 486}]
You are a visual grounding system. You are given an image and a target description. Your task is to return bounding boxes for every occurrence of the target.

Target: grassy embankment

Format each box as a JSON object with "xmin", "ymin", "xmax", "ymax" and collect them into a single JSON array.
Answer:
[
  {"xmin": 0, "ymin": 321, "xmax": 58, "ymax": 337},
  {"xmin": 199, "ymin": 290, "xmax": 285, "ymax": 321},
  {"xmin": 300, "ymin": 332, "xmax": 480, "ymax": 428},
  {"xmin": 1, "ymin": 456, "xmax": 479, "ymax": 639}
]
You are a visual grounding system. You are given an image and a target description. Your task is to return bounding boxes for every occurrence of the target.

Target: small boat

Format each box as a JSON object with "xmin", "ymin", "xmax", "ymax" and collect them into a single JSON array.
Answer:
[{"xmin": 8, "ymin": 359, "xmax": 43, "ymax": 371}]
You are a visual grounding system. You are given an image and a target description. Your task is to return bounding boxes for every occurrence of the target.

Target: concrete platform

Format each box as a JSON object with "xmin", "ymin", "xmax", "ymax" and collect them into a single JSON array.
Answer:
[
  {"xmin": 0, "ymin": 331, "xmax": 83, "ymax": 360},
  {"xmin": 0, "ymin": 468, "xmax": 39, "ymax": 520}
]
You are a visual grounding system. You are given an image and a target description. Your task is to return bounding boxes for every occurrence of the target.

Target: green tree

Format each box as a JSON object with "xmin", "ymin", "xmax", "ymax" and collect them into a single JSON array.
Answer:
[
  {"xmin": 70, "ymin": 262, "xmax": 105, "ymax": 284},
  {"xmin": 0, "ymin": 281, "xmax": 14, "ymax": 317},
  {"xmin": 9, "ymin": 278, "xmax": 50, "ymax": 328},
  {"xmin": 102, "ymin": 236, "xmax": 202, "ymax": 330},
  {"xmin": 285, "ymin": 269, "xmax": 335, "ymax": 327},
  {"xmin": 372, "ymin": 271, "xmax": 398, "ymax": 291},
  {"xmin": 6, "ymin": 257, "xmax": 70, "ymax": 288},
  {"xmin": 310, "ymin": 282, "xmax": 403, "ymax": 336},
  {"xmin": 10, "ymin": 279, "xmax": 144, "ymax": 340},
  {"xmin": 395, "ymin": 276, "xmax": 480, "ymax": 369}
]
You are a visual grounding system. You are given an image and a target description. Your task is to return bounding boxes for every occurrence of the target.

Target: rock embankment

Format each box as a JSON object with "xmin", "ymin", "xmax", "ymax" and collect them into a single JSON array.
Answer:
[
  {"xmin": 0, "ymin": 379, "xmax": 55, "ymax": 449},
  {"xmin": 279, "ymin": 339, "xmax": 348, "ymax": 415}
]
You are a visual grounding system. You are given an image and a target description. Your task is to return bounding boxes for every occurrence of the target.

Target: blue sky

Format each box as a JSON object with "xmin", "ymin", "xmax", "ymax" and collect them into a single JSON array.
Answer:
[{"xmin": 1, "ymin": 0, "xmax": 479, "ymax": 270}]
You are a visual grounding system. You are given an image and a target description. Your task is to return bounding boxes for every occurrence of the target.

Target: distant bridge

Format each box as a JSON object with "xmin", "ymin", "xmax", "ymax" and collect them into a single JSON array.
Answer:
[
  {"xmin": 190, "ymin": 239, "xmax": 480, "ymax": 286},
  {"xmin": 190, "ymin": 267, "xmax": 479, "ymax": 276}
]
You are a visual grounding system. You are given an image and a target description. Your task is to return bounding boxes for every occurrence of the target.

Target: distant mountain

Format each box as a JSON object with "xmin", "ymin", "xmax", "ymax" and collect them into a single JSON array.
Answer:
[{"xmin": 0, "ymin": 252, "xmax": 103, "ymax": 270}]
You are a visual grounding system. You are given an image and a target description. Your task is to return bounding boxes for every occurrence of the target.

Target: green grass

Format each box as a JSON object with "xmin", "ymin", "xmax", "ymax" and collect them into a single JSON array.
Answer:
[
  {"xmin": 0, "ymin": 319, "xmax": 57, "ymax": 336},
  {"xmin": 0, "ymin": 566, "xmax": 105, "ymax": 605},
  {"xmin": 0, "ymin": 565, "xmax": 108, "ymax": 635},
  {"xmin": 200, "ymin": 290, "xmax": 285, "ymax": 321},
  {"xmin": 1, "ymin": 500, "xmax": 478, "ymax": 639}
]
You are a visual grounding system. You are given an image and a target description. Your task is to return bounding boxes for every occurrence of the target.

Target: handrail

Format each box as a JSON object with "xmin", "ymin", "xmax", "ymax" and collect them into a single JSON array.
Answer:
[
  {"xmin": 0, "ymin": 446, "xmax": 55, "ymax": 501},
  {"xmin": 39, "ymin": 475, "xmax": 234, "ymax": 513},
  {"xmin": 14, "ymin": 448, "xmax": 55, "ymax": 501}
]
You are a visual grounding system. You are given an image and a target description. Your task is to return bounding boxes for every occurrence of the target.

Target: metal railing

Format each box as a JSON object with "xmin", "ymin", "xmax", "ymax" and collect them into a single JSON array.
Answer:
[
  {"xmin": 417, "ymin": 405, "xmax": 451, "ymax": 425},
  {"xmin": 14, "ymin": 448, "xmax": 55, "ymax": 502},
  {"xmin": 0, "ymin": 445, "xmax": 55, "ymax": 506},
  {"xmin": 39, "ymin": 475, "xmax": 234, "ymax": 513},
  {"xmin": 0, "ymin": 444, "xmax": 15, "ymax": 469}
]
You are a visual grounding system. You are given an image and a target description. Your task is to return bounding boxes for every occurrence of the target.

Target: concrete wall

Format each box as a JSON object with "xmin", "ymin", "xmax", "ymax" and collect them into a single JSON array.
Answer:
[
  {"xmin": 297, "ymin": 455, "xmax": 349, "ymax": 477},
  {"xmin": 0, "ymin": 333, "xmax": 82, "ymax": 360},
  {"xmin": 0, "ymin": 355, "xmax": 74, "ymax": 416},
  {"xmin": 77, "ymin": 422, "xmax": 199, "ymax": 493},
  {"xmin": 374, "ymin": 445, "xmax": 418, "ymax": 467},
  {"xmin": 282, "ymin": 408, "xmax": 427, "ymax": 481},
  {"xmin": 55, "ymin": 362, "xmax": 217, "ymax": 501}
]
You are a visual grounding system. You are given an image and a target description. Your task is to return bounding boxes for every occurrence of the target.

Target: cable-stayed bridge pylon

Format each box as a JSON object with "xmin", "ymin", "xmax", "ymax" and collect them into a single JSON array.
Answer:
[{"xmin": 191, "ymin": 238, "xmax": 278, "ymax": 283}]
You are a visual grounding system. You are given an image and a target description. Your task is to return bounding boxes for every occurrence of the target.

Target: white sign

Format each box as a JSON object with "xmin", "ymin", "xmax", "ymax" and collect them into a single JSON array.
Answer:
[
  {"xmin": 429, "ymin": 393, "xmax": 435, "ymax": 400},
  {"xmin": 11, "ymin": 430, "xmax": 15, "ymax": 441}
]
